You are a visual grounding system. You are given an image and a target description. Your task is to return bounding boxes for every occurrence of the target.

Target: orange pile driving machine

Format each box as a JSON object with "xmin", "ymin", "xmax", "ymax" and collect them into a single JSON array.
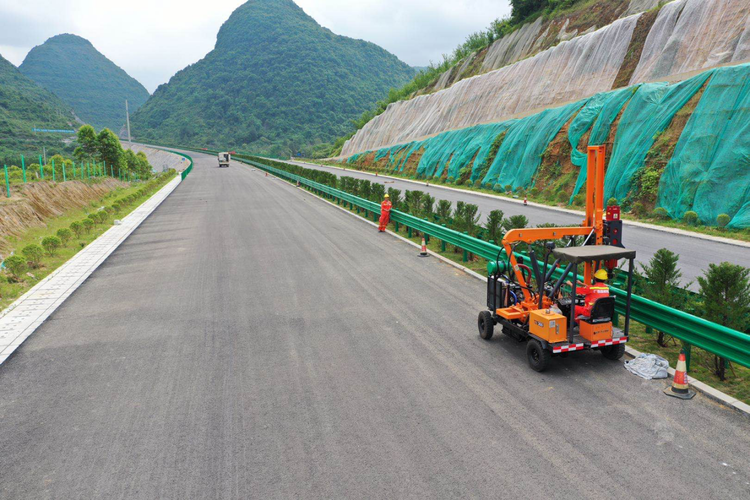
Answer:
[{"xmin": 477, "ymin": 146, "xmax": 636, "ymax": 372}]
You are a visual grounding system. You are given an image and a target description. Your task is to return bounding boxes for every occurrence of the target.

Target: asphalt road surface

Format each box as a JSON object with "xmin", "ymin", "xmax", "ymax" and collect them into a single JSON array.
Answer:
[
  {"xmin": 1, "ymin": 151, "xmax": 749, "ymax": 499},
  {"xmin": 286, "ymin": 159, "xmax": 749, "ymax": 289}
]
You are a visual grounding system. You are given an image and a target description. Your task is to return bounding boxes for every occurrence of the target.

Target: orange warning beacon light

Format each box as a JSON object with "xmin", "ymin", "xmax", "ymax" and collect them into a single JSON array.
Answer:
[{"xmin": 477, "ymin": 146, "xmax": 636, "ymax": 372}]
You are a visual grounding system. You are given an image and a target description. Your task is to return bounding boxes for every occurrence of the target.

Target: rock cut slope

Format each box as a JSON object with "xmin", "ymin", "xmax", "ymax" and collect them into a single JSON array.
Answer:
[{"xmin": 342, "ymin": 0, "xmax": 750, "ymax": 156}]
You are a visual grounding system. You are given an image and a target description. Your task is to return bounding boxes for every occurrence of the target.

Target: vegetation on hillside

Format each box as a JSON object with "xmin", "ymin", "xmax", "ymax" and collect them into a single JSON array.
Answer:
[
  {"xmin": 19, "ymin": 34, "xmax": 150, "ymax": 132},
  {"xmin": 0, "ymin": 54, "xmax": 78, "ymax": 167},
  {"xmin": 131, "ymin": 0, "xmax": 415, "ymax": 158}
]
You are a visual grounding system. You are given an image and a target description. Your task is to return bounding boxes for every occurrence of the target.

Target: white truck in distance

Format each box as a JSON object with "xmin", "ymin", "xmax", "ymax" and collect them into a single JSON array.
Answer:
[{"xmin": 218, "ymin": 152, "xmax": 231, "ymax": 168}]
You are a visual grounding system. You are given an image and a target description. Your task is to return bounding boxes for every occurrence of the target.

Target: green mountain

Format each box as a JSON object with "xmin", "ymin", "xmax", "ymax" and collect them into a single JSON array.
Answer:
[
  {"xmin": 19, "ymin": 34, "xmax": 149, "ymax": 132},
  {"xmin": 0, "ymin": 53, "xmax": 79, "ymax": 166},
  {"xmin": 130, "ymin": 0, "xmax": 416, "ymax": 157}
]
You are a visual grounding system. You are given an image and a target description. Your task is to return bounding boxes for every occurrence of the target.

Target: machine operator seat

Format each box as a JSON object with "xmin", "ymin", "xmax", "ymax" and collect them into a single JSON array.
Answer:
[{"xmin": 579, "ymin": 296, "xmax": 616, "ymax": 324}]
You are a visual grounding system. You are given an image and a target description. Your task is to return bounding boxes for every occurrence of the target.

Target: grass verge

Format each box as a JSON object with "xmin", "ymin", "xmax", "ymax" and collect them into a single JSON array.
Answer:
[{"xmin": 0, "ymin": 171, "xmax": 177, "ymax": 311}]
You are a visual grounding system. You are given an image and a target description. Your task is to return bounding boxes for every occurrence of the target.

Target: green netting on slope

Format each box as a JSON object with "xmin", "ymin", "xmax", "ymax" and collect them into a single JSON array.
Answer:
[
  {"xmin": 482, "ymin": 100, "xmax": 586, "ymax": 189},
  {"xmin": 568, "ymin": 87, "xmax": 636, "ymax": 200},
  {"xmin": 657, "ymin": 64, "xmax": 750, "ymax": 228},
  {"xmin": 413, "ymin": 122, "xmax": 515, "ymax": 181},
  {"xmin": 604, "ymin": 70, "xmax": 714, "ymax": 202}
]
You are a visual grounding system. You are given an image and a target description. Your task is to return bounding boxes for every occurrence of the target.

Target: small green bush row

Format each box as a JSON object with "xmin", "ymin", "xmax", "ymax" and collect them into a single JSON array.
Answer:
[{"xmin": 4, "ymin": 172, "xmax": 175, "ymax": 282}]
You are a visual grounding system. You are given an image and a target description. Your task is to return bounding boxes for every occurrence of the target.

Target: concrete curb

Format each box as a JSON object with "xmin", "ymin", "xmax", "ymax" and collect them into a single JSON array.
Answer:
[
  {"xmin": 0, "ymin": 175, "xmax": 182, "ymax": 366},
  {"xmin": 263, "ymin": 169, "xmax": 750, "ymax": 420},
  {"xmin": 288, "ymin": 159, "xmax": 750, "ymax": 249}
]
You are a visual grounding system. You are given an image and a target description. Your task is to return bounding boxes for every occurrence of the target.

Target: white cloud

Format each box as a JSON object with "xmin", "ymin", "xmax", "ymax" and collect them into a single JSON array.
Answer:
[{"xmin": 0, "ymin": 0, "xmax": 511, "ymax": 93}]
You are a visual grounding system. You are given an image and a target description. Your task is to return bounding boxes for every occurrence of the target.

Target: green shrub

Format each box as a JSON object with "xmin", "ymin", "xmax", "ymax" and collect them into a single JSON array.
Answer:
[
  {"xmin": 492, "ymin": 184, "xmax": 504, "ymax": 193},
  {"xmin": 87, "ymin": 214, "xmax": 98, "ymax": 226},
  {"xmin": 95, "ymin": 211, "xmax": 108, "ymax": 224},
  {"xmin": 529, "ymin": 187, "xmax": 540, "ymax": 197},
  {"xmin": 632, "ymin": 202, "xmax": 645, "ymax": 217},
  {"xmin": 683, "ymin": 211, "xmax": 699, "ymax": 225},
  {"xmin": 516, "ymin": 187, "xmax": 526, "ymax": 196},
  {"xmin": 70, "ymin": 221, "xmax": 83, "ymax": 238},
  {"xmin": 556, "ymin": 191, "xmax": 569, "ymax": 203},
  {"xmin": 606, "ymin": 197, "xmax": 618, "ymax": 207},
  {"xmin": 652, "ymin": 207, "xmax": 669, "ymax": 220},
  {"xmin": 22, "ymin": 244, "xmax": 44, "ymax": 268},
  {"xmin": 698, "ymin": 262, "xmax": 750, "ymax": 380},
  {"xmin": 82, "ymin": 218, "xmax": 94, "ymax": 233},
  {"xmin": 572, "ymin": 194, "xmax": 585, "ymax": 206},
  {"xmin": 473, "ymin": 179, "xmax": 482, "ymax": 188},
  {"xmin": 436, "ymin": 199, "xmax": 452, "ymax": 222},
  {"xmin": 42, "ymin": 236, "xmax": 62, "ymax": 256},
  {"xmin": 503, "ymin": 214, "xmax": 528, "ymax": 230},
  {"xmin": 56, "ymin": 228, "xmax": 72, "ymax": 246},
  {"xmin": 504, "ymin": 184, "xmax": 512, "ymax": 193},
  {"xmin": 4, "ymin": 255, "xmax": 27, "ymax": 281},
  {"xmin": 485, "ymin": 210, "xmax": 504, "ymax": 244},
  {"xmin": 717, "ymin": 213, "xmax": 731, "ymax": 229}
]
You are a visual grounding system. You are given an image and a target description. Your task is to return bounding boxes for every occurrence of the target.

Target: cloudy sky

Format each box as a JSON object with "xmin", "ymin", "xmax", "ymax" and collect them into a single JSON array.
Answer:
[{"xmin": 0, "ymin": 0, "xmax": 511, "ymax": 93}]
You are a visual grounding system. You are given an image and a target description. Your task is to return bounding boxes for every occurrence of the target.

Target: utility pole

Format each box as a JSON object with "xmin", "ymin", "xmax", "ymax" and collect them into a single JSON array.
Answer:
[{"xmin": 125, "ymin": 100, "xmax": 132, "ymax": 145}]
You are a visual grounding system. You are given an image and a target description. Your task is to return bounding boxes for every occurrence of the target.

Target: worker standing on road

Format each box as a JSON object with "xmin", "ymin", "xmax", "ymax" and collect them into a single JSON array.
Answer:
[
  {"xmin": 574, "ymin": 268, "xmax": 610, "ymax": 319},
  {"xmin": 378, "ymin": 194, "xmax": 392, "ymax": 232}
]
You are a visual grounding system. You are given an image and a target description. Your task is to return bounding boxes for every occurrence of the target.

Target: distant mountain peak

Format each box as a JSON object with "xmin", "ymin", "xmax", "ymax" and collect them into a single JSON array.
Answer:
[
  {"xmin": 131, "ymin": 0, "xmax": 415, "ymax": 156},
  {"xmin": 19, "ymin": 34, "xmax": 150, "ymax": 131}
]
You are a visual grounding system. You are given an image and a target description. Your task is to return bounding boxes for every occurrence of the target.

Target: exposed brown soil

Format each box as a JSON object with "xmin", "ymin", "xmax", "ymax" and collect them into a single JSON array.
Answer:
[
  {"xmin": 612, "ymin": 7, "xmax": 660, "ymax": 89},
  {"xmin": 634, "ymin": 80, "xmax": 709, "ymax": 209},
  {"xmin": 440, "ymin": 154, "xmax": 454, "ymax": 182},
  {"xmin": 535, "ymin": 116, "xmax": 578, "ymax": 195},
  {"xmin": 0, "ymin": 178, "xmax": 126, "ymax": 253},
  {"xmin": 401, "ymin": 147, "xmax": 426, "ymax": 177}
]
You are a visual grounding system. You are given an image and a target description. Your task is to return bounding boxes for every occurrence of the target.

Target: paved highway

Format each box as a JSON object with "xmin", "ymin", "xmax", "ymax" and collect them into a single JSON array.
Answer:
[
  {"xmin": 286, "ymin": 159, "xmax": 749, "ymax": 288},
  {"xmin": 1, "ymin": 151, "xmax": 748, "ymax": 498}
]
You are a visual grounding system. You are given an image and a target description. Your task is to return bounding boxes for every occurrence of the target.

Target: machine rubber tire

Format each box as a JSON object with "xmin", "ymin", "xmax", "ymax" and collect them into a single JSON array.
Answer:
[
  {"xmin": 527, "ymin": 339, "xmax": 551, "ymax": 372},
  {"xmin": 601, "ymin": 343, "xmax": 626, "ymax": 360},
  {"xmin": 478, "ymin": 311, "xmax": 494, "ymax": 341}
]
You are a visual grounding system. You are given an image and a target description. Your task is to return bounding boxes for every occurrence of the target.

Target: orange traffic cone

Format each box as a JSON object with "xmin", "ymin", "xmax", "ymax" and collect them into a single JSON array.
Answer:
[
  {"xmin": 524, "ymin": 196, "xmax": 528, "ymax": 206},
  {"xmin": 418, "ymin": 237, "xmax": 428, "ymax": 257},
  {"xmin": 664, "ymin": 349, "xmax": 695, "ymax": 399}
]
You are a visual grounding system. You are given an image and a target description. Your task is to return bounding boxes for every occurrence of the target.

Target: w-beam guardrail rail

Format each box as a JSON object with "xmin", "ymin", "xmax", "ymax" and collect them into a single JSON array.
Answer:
[{"xmin": 238, "ymin": 156, "xmax": 750, "ymax": 371}]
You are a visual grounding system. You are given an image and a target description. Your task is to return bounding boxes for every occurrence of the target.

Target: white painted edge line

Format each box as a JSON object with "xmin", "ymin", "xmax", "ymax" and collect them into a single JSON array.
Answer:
[
  {"xmin": 0, "ymin": 175, "xmax": 182, "ymax": 366},
  {"xmin": 287, "ymin": 159, "xmax": 750, "ymax": 249},
  {"xmin": 260, "ymin": 168, "xmax": 750, "ymax": 419}
]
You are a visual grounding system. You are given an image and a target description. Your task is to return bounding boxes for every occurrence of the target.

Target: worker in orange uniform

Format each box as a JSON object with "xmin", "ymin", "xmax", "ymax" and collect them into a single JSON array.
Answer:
[
  {"xmin": 378, "ymin": 194, "xmax": 392, "ymax": 232},
  {"xmin": 574, "ymin": 268, "xmax": 610, "ymax": 319}
]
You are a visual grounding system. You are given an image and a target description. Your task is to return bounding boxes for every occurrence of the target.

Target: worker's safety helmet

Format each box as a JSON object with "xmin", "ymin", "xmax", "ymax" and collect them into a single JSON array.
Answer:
[
  {"xmin": 594, "ymin": 269, "xmax": 609, "ymax": 281},
  {"xmin": 384, "ymin": 194, "xmax": 390, "ymax": 198}
]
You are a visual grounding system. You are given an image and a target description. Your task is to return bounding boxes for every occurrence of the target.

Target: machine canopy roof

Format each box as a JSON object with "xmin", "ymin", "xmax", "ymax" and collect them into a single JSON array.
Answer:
[{"xmin": 552, "ymin": 245, "xmax": 636, "ymax": 264}]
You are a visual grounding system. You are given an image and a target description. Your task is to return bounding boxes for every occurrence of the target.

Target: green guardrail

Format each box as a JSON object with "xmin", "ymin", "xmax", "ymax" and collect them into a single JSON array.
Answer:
[
  {"xmin": 242, "ymin": 157, "xmax": 750, "ymax": 370},
  {"xmin": 160, "ymin": 149, "xmax": 193, "ymax": 180}
]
